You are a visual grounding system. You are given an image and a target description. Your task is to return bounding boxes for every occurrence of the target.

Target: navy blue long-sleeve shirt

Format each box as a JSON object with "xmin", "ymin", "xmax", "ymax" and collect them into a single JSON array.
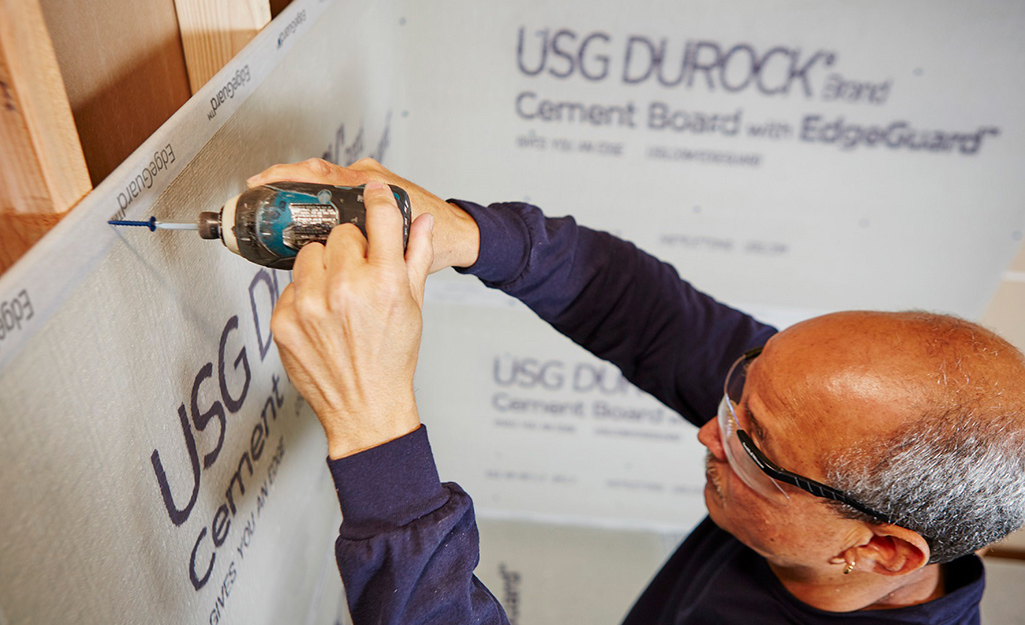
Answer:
[{"xmin": 327, "ymin": 201, "xmax": 984, "ymax": 624}]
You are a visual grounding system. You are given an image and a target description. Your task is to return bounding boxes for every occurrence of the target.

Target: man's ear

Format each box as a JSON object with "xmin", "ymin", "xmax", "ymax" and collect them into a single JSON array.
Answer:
[{"xmin": 852, "ymin": 525, "xmax": 932, "ymax": 576}]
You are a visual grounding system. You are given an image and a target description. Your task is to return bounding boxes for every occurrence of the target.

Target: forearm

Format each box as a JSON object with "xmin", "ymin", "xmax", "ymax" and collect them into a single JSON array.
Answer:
[
  {"xmin": 330, "ymin": 427, "xmax": 509, "ymax": 625},
  {"xmin": 453, "ymin": 200, "xmax": 776, "ymax": 425},
  {"xmin": 253, "ymin": 161, "xmax": 501, "ymax": 621}
]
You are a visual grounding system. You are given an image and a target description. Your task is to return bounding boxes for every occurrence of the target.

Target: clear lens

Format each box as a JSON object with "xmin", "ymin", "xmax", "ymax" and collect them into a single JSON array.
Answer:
[{"xmin": 718, "ymin": 356, "xmax": 790, "ymax": 504}]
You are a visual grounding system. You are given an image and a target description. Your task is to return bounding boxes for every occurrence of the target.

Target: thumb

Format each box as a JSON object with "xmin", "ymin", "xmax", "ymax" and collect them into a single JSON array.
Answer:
[{"xmin": 405, "ymin": 213, "xmax": 434, "ymax": 307}]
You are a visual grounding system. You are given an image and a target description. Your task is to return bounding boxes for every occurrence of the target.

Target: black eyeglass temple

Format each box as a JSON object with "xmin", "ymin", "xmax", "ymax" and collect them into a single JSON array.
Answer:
[{"xmin": 737, "ymin": 430, "xmax": 898, "ymax": 525}]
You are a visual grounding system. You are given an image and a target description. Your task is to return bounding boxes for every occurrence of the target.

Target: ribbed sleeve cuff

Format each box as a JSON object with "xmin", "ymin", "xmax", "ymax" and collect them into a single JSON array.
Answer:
[
  {"xmin": 328, "ymin": 425, "xmax": 448, "ymax": 539},
  {"xmin": 448, "ymin": 199, "xmax": 532, "ymax": 286}
]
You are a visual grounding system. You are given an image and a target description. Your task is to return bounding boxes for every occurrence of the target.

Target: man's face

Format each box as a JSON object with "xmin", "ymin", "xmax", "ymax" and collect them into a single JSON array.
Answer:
[{"xmin": 696, "ymin": 314, "xmax": 915, "ymax": 568}]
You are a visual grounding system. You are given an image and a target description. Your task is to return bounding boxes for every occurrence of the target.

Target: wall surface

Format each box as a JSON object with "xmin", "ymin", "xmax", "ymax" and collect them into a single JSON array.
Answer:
[
  {"xmin": 397, "ymin": 0, "xmax": 1025, "ymax": 533},
  {"xmin": 1, "ymin": 1, "xmax": 1024, "ymax": 624},
  {"xmin": 0, "ymin": 1, "xmax": 399, "ymax": 623}
]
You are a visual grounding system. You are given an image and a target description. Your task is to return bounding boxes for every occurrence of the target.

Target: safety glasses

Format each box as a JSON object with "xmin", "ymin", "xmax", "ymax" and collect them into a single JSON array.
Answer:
[{"xmin": 717, "ymin": 348, "xmax": 897, "ymax": 524}]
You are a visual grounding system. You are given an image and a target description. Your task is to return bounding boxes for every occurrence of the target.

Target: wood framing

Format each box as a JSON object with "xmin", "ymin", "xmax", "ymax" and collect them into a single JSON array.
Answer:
[
  {"xmin": 39, "ymin": 0, "xmax": 192, "ymax": 186},
  {"xmin": 0, "ymin": 0, "xmax": 91, "ymax": 273},
  {"xmin": 174, "ymin": 0, "xmax": 272, "ymax": 92}
]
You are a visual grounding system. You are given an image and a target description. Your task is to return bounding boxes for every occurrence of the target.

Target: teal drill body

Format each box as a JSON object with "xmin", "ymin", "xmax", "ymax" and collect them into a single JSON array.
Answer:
[{"xmin": 109, "ymin": 182, "xmax": 412, "ymax": 269}]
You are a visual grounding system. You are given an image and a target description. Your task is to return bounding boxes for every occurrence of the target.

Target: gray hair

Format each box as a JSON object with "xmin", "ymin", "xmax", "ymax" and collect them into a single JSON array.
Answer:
[
  {"xmin": 827, "ymin": 410, "xmax": 1025, "ymax": 563},
  {"xmin": 824, "ymin": 313, "xmax": 1025, "ymax": 564}
]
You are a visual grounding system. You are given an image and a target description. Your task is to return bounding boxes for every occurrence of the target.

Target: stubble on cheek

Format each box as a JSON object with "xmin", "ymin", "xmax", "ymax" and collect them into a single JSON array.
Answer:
[
  {"xmin": 705, "ymin": 452, "xmax": 725, "ymax": 499},
  {"xmin": 703, "ymin": 452, "xmax": 740, "ymax": 540}
]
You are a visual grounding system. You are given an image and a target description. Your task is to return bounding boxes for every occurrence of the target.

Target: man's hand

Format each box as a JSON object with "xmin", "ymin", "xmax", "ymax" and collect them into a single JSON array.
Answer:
[
  {"xmin": 270, "ymin": 182, "xmax": 434, "ymax": 459},
  {"xmin": 248, "ymin": 158, "xmax": 478, "ymax": 273}
]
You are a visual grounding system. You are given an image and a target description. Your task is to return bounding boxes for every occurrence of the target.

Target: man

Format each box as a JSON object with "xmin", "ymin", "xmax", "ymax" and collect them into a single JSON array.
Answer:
[{"xmin": 250, "ymin": 158, "xmax": 1025, "ymax": 624}]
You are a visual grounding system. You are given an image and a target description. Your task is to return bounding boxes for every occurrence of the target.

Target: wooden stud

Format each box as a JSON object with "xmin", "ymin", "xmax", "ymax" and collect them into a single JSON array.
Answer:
[
  {"xmin": 0, "ymin": 0, "xmax": 91, "ymax": 273},
  {"xmin": 174, "ymin": 0, "xmax": 272, "ymax": 93}
]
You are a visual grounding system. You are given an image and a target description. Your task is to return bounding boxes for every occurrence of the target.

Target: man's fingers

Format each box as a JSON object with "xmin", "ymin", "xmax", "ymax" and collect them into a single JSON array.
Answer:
[
  {"xmin": 247, "ymin": 158, "xmax": 361, "ymax": 188},
  {"xmin": 247, "ymin": 158, "xmax": 397, "ymax": 194},
  {"xmin": 324, "ymin": 223, "xmax": 368, "ymax": 275},
  {"xmin": 364, "ymin": 182, "xmax": 405, "ymax": 263},
  {"xmin": 405, "ymin": 213, "xmax": 435, "ymax": 308},
  {"xmin": 348, "ymin": 158, "xmax": 386, "ymax": 175},
  {"xmin": 292, "ymin": 241, "xmax": 328, "ymax": 302}
]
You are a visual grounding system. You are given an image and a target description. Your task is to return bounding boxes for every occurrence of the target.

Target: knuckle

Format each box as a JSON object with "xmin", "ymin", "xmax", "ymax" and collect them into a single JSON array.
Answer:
[
  {"xmin": 270, "ymin": 309, "xmax": 296, "ymax": 344},
  {"xmin": 352, "ymin": 157, "xmax": 381, "ymax": 172},
  {"xmin": 302, "ymin": 158, "xmax": 335, "ymax": 176}
]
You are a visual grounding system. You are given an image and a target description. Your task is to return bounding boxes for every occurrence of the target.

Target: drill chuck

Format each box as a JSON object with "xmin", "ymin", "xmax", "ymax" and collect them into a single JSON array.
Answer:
[{"xmin": 197, "ymin": 212, "xmax": 221, "ymax": 240}]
